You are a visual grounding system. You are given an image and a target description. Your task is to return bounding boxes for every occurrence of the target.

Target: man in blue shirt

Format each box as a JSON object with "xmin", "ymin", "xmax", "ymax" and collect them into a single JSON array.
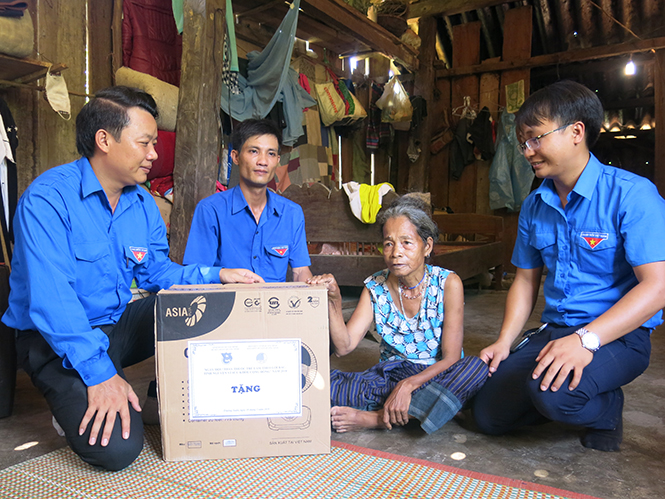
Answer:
[
  {"xmin": 472, "ymin": 81, "xmax": 665, "ymax": 451},
  {"xmin": 2, "ymin": 87, "xmax": 261, "ymax": 471},
  {"xmin": 183, "ymin": 119, "xmax": 312, "ymax": 283}
]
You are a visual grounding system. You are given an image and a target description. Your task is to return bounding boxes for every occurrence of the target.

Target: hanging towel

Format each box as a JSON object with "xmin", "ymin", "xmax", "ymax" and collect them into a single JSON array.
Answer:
[
  {"xmin": 220, "ymin": 0, "xmax": 315, "ymax": 146},
  {"xmin": 343, "ymin": 182, "xmax": 395, "ymax": 224}
]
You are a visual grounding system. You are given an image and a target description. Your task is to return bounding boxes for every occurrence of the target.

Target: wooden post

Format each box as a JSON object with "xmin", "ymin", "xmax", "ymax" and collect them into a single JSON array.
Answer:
[
  {"xmin": 111, "ymin": 0, "xmax": 123, "ymax": 77},
  {"xmin": 448, "ymin": 22, "xmax": 481, "ymax": 214},
  {"xmin": 476, "ymin": 68, "xmax": 500, "ymax": 215},
  {"xmin": 654, "ymin": 49, "xmax": 665, "ymax": 197},
  {"xmin": 89, "ymin": 2, "xmax": 114, "ymax": 92},
  {"xmin": 368, "ymin": 54, "xmax": 391, "ymax": 184},
  {"xmin": 428, "ymin": 77, "xmax": 451, "ymax": 210},
  {"xmin": 497, "ymin": 6, "xmax": 532, "ymax": 274},
  {"xmin": 170, "ymin": 0, "xmax": 225, "ymax": 263},
  {"xmin": 408, "ymin": 16, "xmax": 437, "ymax": 193}
]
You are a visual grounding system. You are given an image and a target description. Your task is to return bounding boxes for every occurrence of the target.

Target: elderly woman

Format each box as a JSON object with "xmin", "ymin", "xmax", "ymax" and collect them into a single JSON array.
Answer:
[{"xmin": 309, "ymin": 196, "xmax": 488, "ymax": 433}]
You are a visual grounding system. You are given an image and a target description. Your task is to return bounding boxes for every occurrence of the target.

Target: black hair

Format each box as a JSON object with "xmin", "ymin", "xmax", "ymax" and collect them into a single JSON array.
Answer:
[
  {"xmin": 230, "ymin": 119, "xmax": 283, "ymax": 155},
  {"xmin": 378, "ymin": 195, "xmax": 439, "ymax": 247},
  {"xmin": 515, "ymin": 80, "xmax": 604, "ymax": 149},
  {"xmin": 76, "ymin": 86, "xmax": 159, "ymax": 158}
]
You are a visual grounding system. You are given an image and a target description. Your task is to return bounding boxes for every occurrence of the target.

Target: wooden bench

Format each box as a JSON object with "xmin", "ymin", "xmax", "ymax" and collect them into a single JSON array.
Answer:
[{"xmin": 282, "ymin": 183, "xmax": 504, "ymax": 289}]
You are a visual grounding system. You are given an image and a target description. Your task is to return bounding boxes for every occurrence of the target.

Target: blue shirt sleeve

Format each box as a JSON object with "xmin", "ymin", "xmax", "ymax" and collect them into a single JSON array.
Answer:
[
  {"xmin": 10, "ymin": 189, "xmax": 118, "ymax": 387},
  {"xmin": 6, "ymin": 184, "xmax": 221, "ymax": 388},
  {"xmin": 619, "ymin": 179, "xmax": 665, "ymax": 268},
  {"xmin": 183, "ymin": 200, "xmax": 219, "ymax": 266},
  {"xmin": 288, "ymin": 206, "xmax": 312, "ymax": 269},
  {"xmin": 511, "ymin": 195, "xmax": 544, "ymax": 270},
  {"xmin": 135, "ymin": 197, "xmax": 223, "ymax": 290}
]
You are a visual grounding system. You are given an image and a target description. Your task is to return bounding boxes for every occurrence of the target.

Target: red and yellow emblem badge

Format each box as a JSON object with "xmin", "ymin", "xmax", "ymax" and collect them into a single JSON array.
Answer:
[
  {"xmin": 580, "ymin": 232, "xmax": 608, "ymax": 250},
  {"xmin": 272, "ymin": 246, "xmax": 288, "ymax": 256},
  {"xmin": 130, "ymin": 246, "xmax": 148, "ymax": 262}
]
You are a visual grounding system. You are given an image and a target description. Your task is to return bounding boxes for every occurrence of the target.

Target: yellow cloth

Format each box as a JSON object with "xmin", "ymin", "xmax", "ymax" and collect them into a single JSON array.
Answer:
[{"xmin": 359, "ymin": 182, "xmax": 394, "ymax": 224}]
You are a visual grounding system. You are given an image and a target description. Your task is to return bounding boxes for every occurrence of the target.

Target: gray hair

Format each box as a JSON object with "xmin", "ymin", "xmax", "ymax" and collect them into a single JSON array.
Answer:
[{"xmin": 378, "ymin": 195, "xmax": 439, "ymax": 245}]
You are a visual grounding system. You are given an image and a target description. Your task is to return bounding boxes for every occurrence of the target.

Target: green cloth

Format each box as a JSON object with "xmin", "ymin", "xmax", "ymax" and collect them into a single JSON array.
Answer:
[
  {"xmin": 172, "ymin": 0, "xmax": 239, "ymax": 73},
  {"xmin": 172, "ymin": 0, "xmax": 183, "ymax": 33},
  {"xmin": 225, "ymin": 0, "xmax": 239, "ymax": 72},
  {"xmin": 352, "ymin": 130, "xmax": 370, "ymax": 184}
]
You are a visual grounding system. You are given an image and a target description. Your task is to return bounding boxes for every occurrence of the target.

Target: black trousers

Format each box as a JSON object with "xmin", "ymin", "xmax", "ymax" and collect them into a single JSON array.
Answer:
[
  {"xmin": 472, "ymin": 324, "xmax": 651, "ymax": 435},
  {"xmin": 17, "ymin": 295, "xmax": 156, "ymax": 471}
]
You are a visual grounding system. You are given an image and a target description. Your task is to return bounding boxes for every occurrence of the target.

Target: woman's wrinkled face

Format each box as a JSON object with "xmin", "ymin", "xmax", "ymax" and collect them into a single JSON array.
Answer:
[{"xmin": 382, "ymin": 216, "xmax": 433, "ymax": 279}]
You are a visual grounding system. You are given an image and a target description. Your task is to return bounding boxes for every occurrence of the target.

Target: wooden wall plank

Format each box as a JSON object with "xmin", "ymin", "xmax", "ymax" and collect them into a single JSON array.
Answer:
[
  {"xmin": 89, "ymin": 1, "xmax": 114, "ymax": 93},
  {"xmin": 654, "ymin": 49, "xmax": 665, "ymax": 197},
  {"xmin": 34, "ymin": 0, "xmax": 87, "ymax": 177},
  {"xmin": 497, "ymin": 5, "xmax": 532, "ymax": 273},
  {"xmin": 502, "ymin": 7, "xmax": 532, "ymax": 61},
  {"xmin": 170, "ymin": 0, "xmax": 225, "ymax": 263},
  {"xmin": 408, "ymin": 16, "xmax": 437, "ymax": 193},
  {"xmin": 111, "ymin": 0, "xmax": 123, "ymax": 77},
  {"xmin": 428, "ymin": 77, "xmax": 450, "ymax": 209},
  {"xmin": 476, "ymin": 72, "xmax": 500, "ymax": 215},
  {"xmin": 448, "ymin": 22, "xmax": 480, "ymax": 214}
]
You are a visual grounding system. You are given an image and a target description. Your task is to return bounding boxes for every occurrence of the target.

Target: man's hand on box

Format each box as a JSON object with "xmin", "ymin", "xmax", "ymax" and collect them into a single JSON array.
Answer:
[
  {"xmin": 219, "ymin": 268, "xmax": 264, "ymax": 284},
  {"xmin": 80, "ymin": 374, "xmax": 140, "ymax": 446}
]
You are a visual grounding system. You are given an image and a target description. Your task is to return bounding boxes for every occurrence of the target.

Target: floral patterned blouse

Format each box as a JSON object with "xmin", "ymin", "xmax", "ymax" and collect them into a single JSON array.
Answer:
[{"xmin": 364, "ymin": 265, "xmax": 452, "ymax": 366}]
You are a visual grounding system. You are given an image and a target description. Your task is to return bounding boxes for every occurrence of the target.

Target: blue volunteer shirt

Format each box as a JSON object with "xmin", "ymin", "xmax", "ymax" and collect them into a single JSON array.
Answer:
[
  {"xmin": 183, "ymin": 185, "xmax": 311, "ymax": 282},
  {"xmin": 2, "ymin": 158, "xmax": 222, "ymax": 386},
  {"xmin": 513, "ymin": 153, "xmax": 665, "ymax": 329}
]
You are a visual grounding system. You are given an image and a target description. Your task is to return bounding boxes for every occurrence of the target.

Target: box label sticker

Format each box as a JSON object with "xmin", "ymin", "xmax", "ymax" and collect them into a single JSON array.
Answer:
[{"xmin": 188, "ymin": 339, "xmax": 302, "ymax": 420}]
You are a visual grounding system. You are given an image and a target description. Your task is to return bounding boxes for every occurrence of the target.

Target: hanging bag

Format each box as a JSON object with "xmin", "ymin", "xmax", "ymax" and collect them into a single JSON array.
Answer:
[
  {"xmin": 314, "ymin": 82, "xmax": 346, "ymax": 126},
  {"xmin": 375, "ymin": 76, "xmax": 413, "ymax": 124}
]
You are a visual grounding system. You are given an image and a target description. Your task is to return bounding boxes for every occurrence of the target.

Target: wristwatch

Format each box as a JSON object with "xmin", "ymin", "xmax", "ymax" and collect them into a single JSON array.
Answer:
[{"xmin": 575, "ymin": 327, "xmax": 601, "ymax": 352}]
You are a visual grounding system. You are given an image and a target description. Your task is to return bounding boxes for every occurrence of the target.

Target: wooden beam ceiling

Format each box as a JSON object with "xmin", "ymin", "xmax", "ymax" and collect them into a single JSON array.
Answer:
[
  {"xmin": 301, "ymin": 0, "xmax": 419, "ymax": 69},
  {"xmin": 233, "ymin": 0, "xmax": 419, "ymax": 70},
  {"xmin": 408, "ymin": 0, "xmax": 509, "ymax": 19},
  {"xmin": 435, "ymin": 35, "xmax": 665, "ymax": 78}
]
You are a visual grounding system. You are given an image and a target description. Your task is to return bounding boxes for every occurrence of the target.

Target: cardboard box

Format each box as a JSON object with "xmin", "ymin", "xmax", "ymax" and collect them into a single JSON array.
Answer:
[{"xmin": 155, "ymin": 282, "xmax": 330, "ymax": 461}]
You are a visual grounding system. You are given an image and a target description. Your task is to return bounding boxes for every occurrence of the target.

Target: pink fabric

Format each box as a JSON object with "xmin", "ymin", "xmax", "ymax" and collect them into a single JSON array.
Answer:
[
  {"xmin": 148, "ymin": 130, "xmax": 176, "ymax": 180},
  {"xmin": 122, "ymin": 0, "xmax": 182, "ymax": 86}
]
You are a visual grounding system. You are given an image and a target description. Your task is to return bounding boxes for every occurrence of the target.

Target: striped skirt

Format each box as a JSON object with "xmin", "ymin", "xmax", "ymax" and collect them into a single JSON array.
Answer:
[{"xmin": 330, "ymin": 356, "xmax": 489, "ymax": 434}]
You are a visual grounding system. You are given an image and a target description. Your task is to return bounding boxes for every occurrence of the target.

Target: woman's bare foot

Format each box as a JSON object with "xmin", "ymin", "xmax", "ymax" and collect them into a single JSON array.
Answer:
[{"xmin": 330, "ymin": 406, "xmax": 391, "ymax": 432}]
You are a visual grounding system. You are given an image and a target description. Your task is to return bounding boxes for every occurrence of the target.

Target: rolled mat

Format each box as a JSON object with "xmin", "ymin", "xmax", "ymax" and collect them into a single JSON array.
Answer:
[
  {"xmin": 0, "ymin": 9, "xmax": 33, "ymax": 58},
  {"xmin": 115, "ymin": 66, "xmax": 179, "ymax": 132}
]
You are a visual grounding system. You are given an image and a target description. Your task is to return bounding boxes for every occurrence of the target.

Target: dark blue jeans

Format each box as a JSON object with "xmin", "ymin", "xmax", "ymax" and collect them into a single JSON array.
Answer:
[
  {"xmin": 472, "ymin": 324, "xmax": 651, "ymax": 434},
  {"xmin": 16, "ymin": 295, "xmax": 156, "ymax": 471}
]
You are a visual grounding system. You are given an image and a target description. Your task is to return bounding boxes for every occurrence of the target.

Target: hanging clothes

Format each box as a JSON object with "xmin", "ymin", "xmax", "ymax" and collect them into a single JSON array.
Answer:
[
  {"xmin": 221, "ymin": 0, "xmax": 240, "ymax": 95},
  {"xmin": 449, "ymin": 117, "xmax": 475, "ymax": 180},
  {"xmin": 342, "ymin": 182, "xmax": 395, "ymax": 224},
  {"xmin": 367, "ymin": 82, "xmax": 391, "ymax": 150},
  {"xmin": 0, "ymin": 97, "xmax": 18, "ymax": 262},
  {"xmin": 467, "ymin": 106, "xmax": 495, "ymax": 160},
  {"xmin": 489, "ymin": 110, "xmax": 534, "ymax": 212},
  {"xmin": 220, "ymin": 0, "xmax": 316, "ymax": 147}
]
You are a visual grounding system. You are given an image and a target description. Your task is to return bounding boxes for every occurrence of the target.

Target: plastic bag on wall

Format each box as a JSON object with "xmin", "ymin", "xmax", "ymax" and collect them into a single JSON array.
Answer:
[{"xmin": 375, "ymin": 76, "xmax": 413, "ymax": 124}]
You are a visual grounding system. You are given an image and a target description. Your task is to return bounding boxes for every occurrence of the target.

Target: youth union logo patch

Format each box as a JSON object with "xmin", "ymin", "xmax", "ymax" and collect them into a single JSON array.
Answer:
[
  {"xmin": 580, "ymin": 232, "xmax": 608, "ymax": 249},
  {"xmin": 129, "ymin": 246, "xmax": 148, "ymax": 262},
  {"xmin": 272, "ymin": 245, "xmax": 288, "ymax": 256}
]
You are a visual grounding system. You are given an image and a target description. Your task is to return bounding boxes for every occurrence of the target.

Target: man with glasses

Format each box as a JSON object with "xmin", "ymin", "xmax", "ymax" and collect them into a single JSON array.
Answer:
[{"xmin": 472, "ymin": 80, "xmax": 665, "ymax": 451}]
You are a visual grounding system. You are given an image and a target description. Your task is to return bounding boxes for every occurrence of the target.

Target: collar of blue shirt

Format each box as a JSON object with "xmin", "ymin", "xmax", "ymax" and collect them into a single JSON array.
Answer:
[{"xmin": 536, "ymin": 153, "xmax": 603, "ymax": 205}]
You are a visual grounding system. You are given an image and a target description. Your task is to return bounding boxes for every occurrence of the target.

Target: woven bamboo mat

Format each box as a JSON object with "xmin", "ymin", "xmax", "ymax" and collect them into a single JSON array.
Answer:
[{"xmin": 0, "ymin": 426, "xmax": 601, "ymax": 499}]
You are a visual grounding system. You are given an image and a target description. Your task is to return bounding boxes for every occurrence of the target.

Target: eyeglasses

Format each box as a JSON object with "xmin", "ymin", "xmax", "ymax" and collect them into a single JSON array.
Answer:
[{"xmin": 517, "ymin": 124, "xmax": 573, "ymax": 155}]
